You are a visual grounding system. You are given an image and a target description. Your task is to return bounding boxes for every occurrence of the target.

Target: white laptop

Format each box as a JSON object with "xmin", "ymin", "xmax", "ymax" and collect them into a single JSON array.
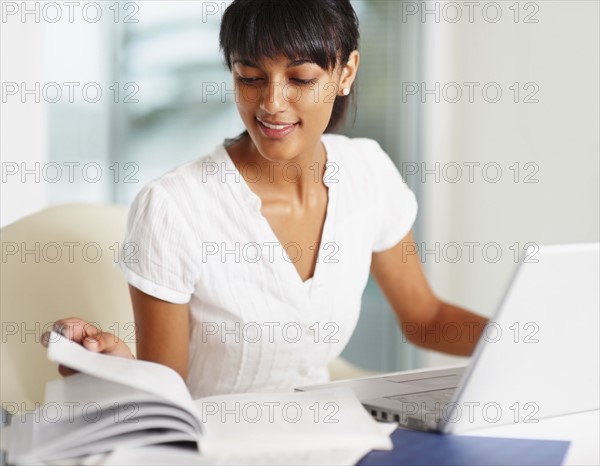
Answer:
[{"xmin": 297, "ymin": 243, "xmax": 600, "ymax": 434}]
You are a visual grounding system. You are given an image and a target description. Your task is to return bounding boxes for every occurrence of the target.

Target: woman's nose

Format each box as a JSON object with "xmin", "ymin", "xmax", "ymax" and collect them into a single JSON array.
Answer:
[{"xmin": 259, "ymin": 80, "xmax": 288, "ymax": 114}]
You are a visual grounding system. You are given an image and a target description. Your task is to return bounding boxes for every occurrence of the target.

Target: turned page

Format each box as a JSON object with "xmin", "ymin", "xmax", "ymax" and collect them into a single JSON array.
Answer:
[{"xmin": 46, "ymin": 331, "xmax": 199, "ymax": 418}]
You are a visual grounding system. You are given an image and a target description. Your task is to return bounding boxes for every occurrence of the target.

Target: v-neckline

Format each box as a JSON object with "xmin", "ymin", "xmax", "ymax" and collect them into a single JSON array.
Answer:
[{"xmin": 219, "ymin": 136, "xmax": 337, "ymax": 290}]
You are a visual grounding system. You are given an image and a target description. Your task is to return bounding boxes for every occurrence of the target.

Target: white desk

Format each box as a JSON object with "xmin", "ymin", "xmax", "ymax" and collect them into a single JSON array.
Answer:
[
  {"xmin": 2, "ymin": 410, "xmax": 597, "ymax": 465},
  {"xmin": 312, "ymin": 364, "xmax": 599, "ymax": 464}
]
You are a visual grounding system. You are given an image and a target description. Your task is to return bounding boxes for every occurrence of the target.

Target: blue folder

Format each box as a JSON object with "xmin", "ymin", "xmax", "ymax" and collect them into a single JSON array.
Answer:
[{"xmin": 357, "ymin": 428, "xmax": 571, "ymax": 466}]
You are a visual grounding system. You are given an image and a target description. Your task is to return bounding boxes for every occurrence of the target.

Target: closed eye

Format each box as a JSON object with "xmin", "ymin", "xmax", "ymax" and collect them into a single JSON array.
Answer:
[
  {"xmin": 236, "ymin": 77, "xmax": 318, "ymax": 86},
  {"xmin": 292, "ymin": 78, "xmax": 318, "ymax": 85},
  {"xmin": 237, "ymin": 77, "xmax": 261, "ymax": 84}
]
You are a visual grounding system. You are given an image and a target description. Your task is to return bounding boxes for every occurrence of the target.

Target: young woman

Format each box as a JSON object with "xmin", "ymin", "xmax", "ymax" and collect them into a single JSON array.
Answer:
[{"xmin": 44, "ymin": 0, "xmax": 487, "ymax": 399}]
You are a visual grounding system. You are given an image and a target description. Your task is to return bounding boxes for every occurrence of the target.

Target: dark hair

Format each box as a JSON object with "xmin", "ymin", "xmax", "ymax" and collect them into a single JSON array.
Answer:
[{"xmin": 219, "ymin": 0, "xmax": 359, "ymax": 139}]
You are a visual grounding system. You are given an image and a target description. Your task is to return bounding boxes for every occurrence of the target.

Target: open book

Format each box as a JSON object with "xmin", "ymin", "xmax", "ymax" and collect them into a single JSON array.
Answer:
[{"xmin": 6, "ymin": 332, "xmax": 393, "ymax": 464}]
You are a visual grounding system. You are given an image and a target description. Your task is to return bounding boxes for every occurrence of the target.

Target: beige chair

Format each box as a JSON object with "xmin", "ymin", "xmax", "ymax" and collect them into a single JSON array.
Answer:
[
  {"xmin": 327, "ymin": 357, "xmax": 378, "ymax": 381},
  {"xmin": 0, "ymin": 204, "xmax": 135, "ymax": 407},
  {"xmin": 0, "ymin": 204, "xmax": 375, "ymax": 409}
]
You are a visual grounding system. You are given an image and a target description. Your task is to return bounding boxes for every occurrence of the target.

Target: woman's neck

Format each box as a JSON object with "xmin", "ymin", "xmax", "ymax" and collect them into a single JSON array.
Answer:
[{"xmin": 225, "ymin": 134, "xmax": 328, "ymax": 206}]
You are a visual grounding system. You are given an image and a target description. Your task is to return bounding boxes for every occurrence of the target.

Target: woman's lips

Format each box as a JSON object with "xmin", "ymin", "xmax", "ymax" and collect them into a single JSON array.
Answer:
[{"xmin": 256, "ymin": 118, "xmax": 299, "ymax": 139}]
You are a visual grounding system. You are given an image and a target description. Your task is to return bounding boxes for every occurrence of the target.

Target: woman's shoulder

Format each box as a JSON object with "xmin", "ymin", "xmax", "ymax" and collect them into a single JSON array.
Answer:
[
  {"xmin": 322, "ymin": 132, "xmax": 380, "ymax": 149},
  {"xmin": 322, "ymin": 133, "xmax": 392, "ymax": 174},
  {"xmin": 132, "ymin": 143, "xmax": 229, "ymax": 205}
]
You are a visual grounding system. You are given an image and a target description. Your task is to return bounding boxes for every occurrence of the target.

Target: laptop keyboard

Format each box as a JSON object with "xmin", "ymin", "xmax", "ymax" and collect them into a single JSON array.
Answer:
[
  {"xmin": 383, "ymin": 388, "xmax": 458, "ymax": 430},
  {"xmin": 388, "ymin": 387, "xmax": 457, "ymax": 406}
]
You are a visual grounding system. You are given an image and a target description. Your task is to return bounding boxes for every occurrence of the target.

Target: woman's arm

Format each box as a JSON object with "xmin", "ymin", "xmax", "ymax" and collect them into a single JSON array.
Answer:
[
  {"xmin": 370, "ymin": 230, "xmax": 488, "ymax": 356},
  {"xmin": 129, "ymin": 285, "xmax": 190, "ymax": 381},
  {"xmin": 44, "ymin": 286, "xmax": 190, "ymax": 381}
]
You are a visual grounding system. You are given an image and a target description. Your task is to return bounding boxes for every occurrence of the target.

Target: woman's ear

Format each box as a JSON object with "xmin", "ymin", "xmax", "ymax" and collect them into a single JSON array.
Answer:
[{"xmin": 338, "ymin": 50, "xmax": 360, "ymax": 96}]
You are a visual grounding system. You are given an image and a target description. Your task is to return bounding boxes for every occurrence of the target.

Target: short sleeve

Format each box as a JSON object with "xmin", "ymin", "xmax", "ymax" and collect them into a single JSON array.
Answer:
[
  {"xmin": 363, "ymin": 139, "xmax": 418, "ymax": 253},
  {"xmin": 117, "ymin": 183, "xmax": 200, "ymax": 304}
]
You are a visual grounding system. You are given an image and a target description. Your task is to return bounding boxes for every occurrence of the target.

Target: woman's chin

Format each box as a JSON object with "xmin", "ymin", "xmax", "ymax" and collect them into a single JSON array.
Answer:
[{"xmin": 252, "ymin": 138, "xmax": 302, "ymax": 162}]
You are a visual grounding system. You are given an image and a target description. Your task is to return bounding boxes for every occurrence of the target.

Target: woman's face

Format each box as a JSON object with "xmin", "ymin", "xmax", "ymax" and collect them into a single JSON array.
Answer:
[{"xmin": 231, "ymin": 54, "xmax": 342, "ymax": 162}]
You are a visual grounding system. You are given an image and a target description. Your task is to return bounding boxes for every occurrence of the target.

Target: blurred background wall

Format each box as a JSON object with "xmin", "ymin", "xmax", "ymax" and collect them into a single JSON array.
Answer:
[
  {"xmin": 416, "ymin": 0, "xmax": 599, "ymax": 368},
  {"xmin": 2, "ymin": 1, "xmax": 598, "ymax": 371}
]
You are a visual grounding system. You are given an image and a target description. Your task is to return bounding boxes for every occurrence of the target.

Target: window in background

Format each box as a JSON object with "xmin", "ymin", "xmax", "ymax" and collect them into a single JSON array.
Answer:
[
  {"xmin": 43, "ymin": 13, "xmax": 116, "ymax": 207},
  {"xmin": 115, "ymin": 1, "xmax": 245, "ymax": 204}
]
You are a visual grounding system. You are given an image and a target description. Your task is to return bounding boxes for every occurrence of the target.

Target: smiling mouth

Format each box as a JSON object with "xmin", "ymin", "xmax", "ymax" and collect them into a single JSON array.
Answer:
[
  {"xmin": 256, "ymin": 118, "xmax": 299, "ymax": 130},
  {"xmin": 256, "ymin": 118, "xmax": 299, "ymax": 139}
]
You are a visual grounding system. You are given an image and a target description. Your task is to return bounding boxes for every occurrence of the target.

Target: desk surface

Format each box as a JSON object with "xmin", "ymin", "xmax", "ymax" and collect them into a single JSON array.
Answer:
[
  {"xmin": 356, "ymin": 410, "xmax": 598, "ymax": 466},
  {"xmin": 2, "ymin": 410, "xmax": 598, "ymax": 465},
  {"xmin": 460, "ymin": 409, "xmax": 599, "ymax": 465}
]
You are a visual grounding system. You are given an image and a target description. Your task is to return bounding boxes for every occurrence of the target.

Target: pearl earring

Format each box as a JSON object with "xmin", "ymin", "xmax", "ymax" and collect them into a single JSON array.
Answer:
[{"xmin": 342, "ymin": 88, "xmax": 350, "ymax": 96}]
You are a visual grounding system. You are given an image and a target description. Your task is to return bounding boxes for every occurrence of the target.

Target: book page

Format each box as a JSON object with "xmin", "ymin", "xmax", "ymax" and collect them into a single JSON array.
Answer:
[
  {"xmin": 44, "ymin": 373, "xmax": 200, "ymax": 432},
  {"xmin": 6, "ymin": 334, "xmax": 205, "ymax": 464},
  {"xmin": 7, "ymin": 415, "xmax": 195, "ymax": 465},
  {"xmin": 195, "ymin": 388, "xmax": 393, "ymax": 456},
  {"xmin": 46, "ymin": 331, "xmax": 199, "ymax": 420},
  {"xmin": 71, "ymin": 439, "xmax": 396, "ymax": 466}
]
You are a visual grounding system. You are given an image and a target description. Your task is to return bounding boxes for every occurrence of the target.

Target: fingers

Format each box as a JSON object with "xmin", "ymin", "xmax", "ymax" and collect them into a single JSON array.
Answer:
[
  {"xmin": 41, "ymin": 331, "xmax": 51, "ymax": 348},
  {"xmin": 52, "ymin": 317, "xmax": 101, "ymax": 345},
  {"xmin": 49, "ymin": 318, "xmax": 133, "ymax": 358},
  {"xmin": 40, "ymin": 328, "xmax": 83, "ymax": 348},
  {"xmin": 81, "ymin": 330, "xmax": 116, "ymax": 353},
  {"xmin": 42, "ymin": 317, "xmax": 134, "ymax": 379},
  {"xmin": 41, "ymin": 331, "xmax": 79, "ymax": 376},
  {"xmin": 57, "ymin": 364, "xmax": 79, "ymax": 377},
  {"xmin": 83, "ymin": 331, "xmax": 134, "ymax": 358},
  {"xmin": 42, "ymin": 317, "xmax": 134, "ymax": 381}
]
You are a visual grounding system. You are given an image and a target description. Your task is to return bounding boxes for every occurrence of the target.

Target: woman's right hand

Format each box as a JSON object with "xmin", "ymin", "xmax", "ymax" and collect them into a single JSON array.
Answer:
[{"xmin": 41, "ymin": 317, "xmax": 135, "ymax": 377}]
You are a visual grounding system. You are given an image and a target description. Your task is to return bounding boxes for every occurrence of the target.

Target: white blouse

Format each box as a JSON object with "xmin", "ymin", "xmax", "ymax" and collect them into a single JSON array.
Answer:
[{"xmin": 117, "ymin": 133, "xmax": 417, "ymax": 399}]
